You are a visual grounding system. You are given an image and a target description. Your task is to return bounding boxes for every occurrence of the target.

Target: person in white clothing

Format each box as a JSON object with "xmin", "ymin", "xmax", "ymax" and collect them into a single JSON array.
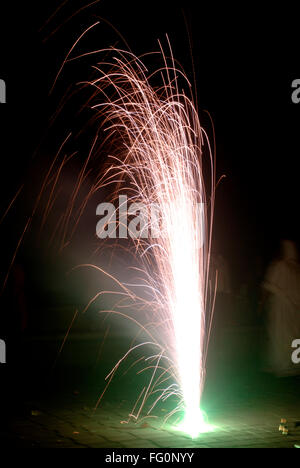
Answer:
[{"xmin": 262, "ymin": 240, "xmax": 300, "ymax": 377}]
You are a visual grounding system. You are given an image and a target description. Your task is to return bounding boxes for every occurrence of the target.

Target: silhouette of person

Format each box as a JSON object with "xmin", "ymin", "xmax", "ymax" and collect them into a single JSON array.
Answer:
[{"xmin": 262, "ymin": 240, "xmax": 300, "ymax": 376}]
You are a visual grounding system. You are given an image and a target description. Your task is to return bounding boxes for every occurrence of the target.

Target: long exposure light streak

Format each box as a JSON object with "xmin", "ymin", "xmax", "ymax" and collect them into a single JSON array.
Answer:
[
  {"xmin": 3, "ymin": 25, "xmax": 216, "ymax": 437},
  {"xmin": 79, "ymin": 43, "xmax": 216, "ymax": 437}
]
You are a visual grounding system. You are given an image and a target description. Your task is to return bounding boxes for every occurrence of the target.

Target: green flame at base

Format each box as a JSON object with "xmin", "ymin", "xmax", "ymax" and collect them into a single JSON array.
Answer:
[{"xmin": 175, "ymin": 408, "xmax": 215, "ymax": 438}]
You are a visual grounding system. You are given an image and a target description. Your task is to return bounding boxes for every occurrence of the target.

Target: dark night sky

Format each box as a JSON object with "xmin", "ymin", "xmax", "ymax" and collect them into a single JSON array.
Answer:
[{"xmin": 0, "ymin": 1, "xmax": 299, "ymax": 288}]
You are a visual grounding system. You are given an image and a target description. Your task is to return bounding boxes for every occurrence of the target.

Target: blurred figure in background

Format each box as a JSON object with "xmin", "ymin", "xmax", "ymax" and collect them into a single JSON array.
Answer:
[{"xmin": 262, "ymin": 240, "xmax": 300, "ymax": 376}]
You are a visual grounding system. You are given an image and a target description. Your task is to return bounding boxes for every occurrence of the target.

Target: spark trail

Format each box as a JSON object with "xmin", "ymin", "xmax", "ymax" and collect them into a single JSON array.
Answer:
[{"xmin": 84, "ymin": 44, "xmax": 215, "ymax": 437}]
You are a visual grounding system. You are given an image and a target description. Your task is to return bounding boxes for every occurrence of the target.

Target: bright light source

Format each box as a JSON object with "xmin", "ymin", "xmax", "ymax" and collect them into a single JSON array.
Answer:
[{"xmin": 175, "ymin": 408, "xmax": 215, "ymax": 438}]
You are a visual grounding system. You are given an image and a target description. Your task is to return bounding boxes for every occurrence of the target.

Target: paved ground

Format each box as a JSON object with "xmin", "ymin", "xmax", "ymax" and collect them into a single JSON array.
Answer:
[
  {"xmin": 2, "ymin": 370, "xmax": 300, "ymax": 448},
  {"xmin": 1, "ymin": 322, "xmax": 300, "ymax": 448}
]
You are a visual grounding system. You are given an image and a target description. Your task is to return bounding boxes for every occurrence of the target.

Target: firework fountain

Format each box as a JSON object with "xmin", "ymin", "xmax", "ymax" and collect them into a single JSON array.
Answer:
[
  {"xmin": 2, "ymin": 27, "xmax": 216, "ymax": 437},
  {"xmin": 75, "ymin": 43, "xmax": 216, "ymax": 437}
]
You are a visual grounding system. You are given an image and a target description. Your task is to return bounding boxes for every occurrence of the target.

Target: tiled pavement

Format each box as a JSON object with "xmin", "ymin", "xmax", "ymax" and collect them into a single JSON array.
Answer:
[
  {"xmin": 1, "ymin": 326, "xmax": 300, "ymax": 448},
  {"xmin": 3, "ymin": 379, "xmax": 300, "ymax": 448}
]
